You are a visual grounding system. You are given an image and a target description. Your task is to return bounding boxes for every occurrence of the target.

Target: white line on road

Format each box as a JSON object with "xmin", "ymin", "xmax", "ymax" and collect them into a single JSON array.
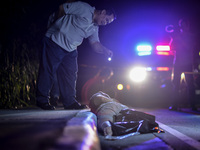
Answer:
[{"xmin": 157, "ymin": 121, "xmax": 200, "ymax": 150}]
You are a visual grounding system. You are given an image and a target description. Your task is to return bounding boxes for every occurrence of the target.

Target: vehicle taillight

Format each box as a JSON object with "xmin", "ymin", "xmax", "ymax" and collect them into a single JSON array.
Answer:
[{"xmin": 156, "ymin": 67, "xmax": 169, "ymax": 71}]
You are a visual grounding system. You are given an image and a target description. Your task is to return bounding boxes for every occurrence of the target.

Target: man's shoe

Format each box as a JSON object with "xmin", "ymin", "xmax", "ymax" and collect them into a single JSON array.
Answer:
[
  {"xmin": 37, "ymin": 102, "xmax": 55, "ymax": 110},
  {"xmin": 50, "ymin": 97, "xmax": 58, "ymax": 106},
  {"xmin": 64, "ymin": 102, "xmax": 88, "ymax": 110}
]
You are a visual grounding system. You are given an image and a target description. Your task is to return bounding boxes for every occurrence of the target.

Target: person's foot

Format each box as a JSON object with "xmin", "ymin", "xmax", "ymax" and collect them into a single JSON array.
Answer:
[
  {"xmin": 64, "ymin": 102, "xmax": 88, "ymax": 110},
  {"xmin": 50, "ymin": 97, "xmax": 59, "ymax": 106},
  {"xmin": 37, "ymin": 102, "xmax": 55, "ymax": 110}
]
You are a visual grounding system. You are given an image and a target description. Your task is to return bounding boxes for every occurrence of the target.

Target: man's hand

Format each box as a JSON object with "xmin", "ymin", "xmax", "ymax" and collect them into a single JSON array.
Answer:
[
  {"xmin": 103, "ymin": 126, "xmax": 113, "ymax": 136},
  {"xmin": 104, "ymin": 48, "xmax": 113, "ymax": 58},
  {"xmin": 101, "ymin": 121, "xmax": 113, "ymax": 136},
  {"xmin": 90, "ymin": 41, "xmax": 113, "ymax": 58}
]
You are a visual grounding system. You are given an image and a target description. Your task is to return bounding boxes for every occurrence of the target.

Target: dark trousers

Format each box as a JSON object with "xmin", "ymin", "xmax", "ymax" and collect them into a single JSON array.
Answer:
[
  {"xmin": 172, "ymin": 64, "xmax": 195, "ymax": 108},
  {"xmin": 36, "ymin": 37, "xmax": 78, "ymax": 107}
]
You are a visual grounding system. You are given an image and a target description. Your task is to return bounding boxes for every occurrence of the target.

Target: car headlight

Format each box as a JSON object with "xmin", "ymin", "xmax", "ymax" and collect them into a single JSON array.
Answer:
[{"xmin": 129, "ymin": 67, "xmax": 147, "ymax": 82}]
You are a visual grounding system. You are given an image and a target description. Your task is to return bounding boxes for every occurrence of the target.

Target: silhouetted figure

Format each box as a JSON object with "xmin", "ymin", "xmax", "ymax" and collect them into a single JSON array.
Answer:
[
  {"xmin": 81, "ymin": 67, "xmax": 114, "ymax": 105},
  {"xmin": 168, "ymin": 18, "xmax": 196, "ymax": 111}
]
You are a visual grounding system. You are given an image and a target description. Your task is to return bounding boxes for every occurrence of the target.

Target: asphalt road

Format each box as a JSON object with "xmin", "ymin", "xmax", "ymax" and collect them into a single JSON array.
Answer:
[
  {"xmin": 99, "ymin": 108, "xmax": 200, "ymax": 150},
  {"xmin": 0, "ymin": 109, "xmax": 79, "ymax": 150},
  {"xmin": 0, "ymin": 107, "xmax": 200, "ymax": 150}
]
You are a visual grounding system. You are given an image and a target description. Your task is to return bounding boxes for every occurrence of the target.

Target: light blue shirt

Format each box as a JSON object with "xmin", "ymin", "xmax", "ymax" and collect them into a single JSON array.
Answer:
[{"xmin": 45, "ymin": 1, "xmax": 100, "ymax": 52}]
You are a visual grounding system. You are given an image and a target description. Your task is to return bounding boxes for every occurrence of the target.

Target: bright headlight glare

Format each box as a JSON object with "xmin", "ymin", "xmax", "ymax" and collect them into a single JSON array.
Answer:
[
  {"xmin": 117, "ymin": 84, "xmax": 123, "ymax": 90},
  {"xmin": 129, "ymin": 67, "xmax": 147, "ymax": 82}
]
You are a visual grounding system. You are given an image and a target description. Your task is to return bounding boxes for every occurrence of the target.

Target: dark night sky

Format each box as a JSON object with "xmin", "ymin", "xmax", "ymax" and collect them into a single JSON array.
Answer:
[
  {"xmin": 81, "ymin": 0, "xmax": 200, "ymax": 67},
  {"xmin": 1, "ymin": 0, "xmax": 200, "ymax": 67}
]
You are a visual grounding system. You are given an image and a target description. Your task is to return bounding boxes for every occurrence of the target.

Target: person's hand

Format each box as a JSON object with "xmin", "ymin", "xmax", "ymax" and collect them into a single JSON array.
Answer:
[
  {"xmin": 103, "ymin": 126, "xmax": 113, "ymax": 136},
  {"xmin": 90, "ymin": 42, "xmax": 113, "ymax": 59},
  {"xmin": 104, "ymin": 49, "xmax": 113, "ymax": 58},
  {"xmin": 102, "ymin": 121, "xmax": 113, "ymax": 136}
]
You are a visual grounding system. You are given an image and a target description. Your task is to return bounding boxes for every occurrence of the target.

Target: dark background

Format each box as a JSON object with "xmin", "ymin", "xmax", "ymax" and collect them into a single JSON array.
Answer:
[
  {"xmin": 0, "ymin": 0, "xmax": 200, "ymax": 108},
  {"xmin": 1, "ymin": 0, "xmax": 200, "ymax": 66}
]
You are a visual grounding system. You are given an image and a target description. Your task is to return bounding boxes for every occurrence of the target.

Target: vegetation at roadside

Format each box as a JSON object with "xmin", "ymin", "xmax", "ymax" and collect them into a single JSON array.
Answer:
[{"xmin": 0, "ymin": 0, "xmax": 48, "ymax": 109}]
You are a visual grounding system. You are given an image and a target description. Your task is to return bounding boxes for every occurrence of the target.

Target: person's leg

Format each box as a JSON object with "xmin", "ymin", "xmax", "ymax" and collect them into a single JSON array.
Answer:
[
  {"xmin": 57, "ymin": 50, "xmax": 88, "ymax": 109},
  {"xmin": 50, "ymin": 75, "xmax": 60, "ymax": 106},
  {"xmin": 169, "ymin": 66, "xmax": 182, "ymax": 110},
  {"xmin": 57, "ymin": 50, "xmax": 78, "ymax": 108},
  {"xmin": 185, "ymin": 71, "xmax": 196, "ymax": 110},
  {"xmin": 36, "ymin": 37, "xmax": 67, "ymax": 109}
]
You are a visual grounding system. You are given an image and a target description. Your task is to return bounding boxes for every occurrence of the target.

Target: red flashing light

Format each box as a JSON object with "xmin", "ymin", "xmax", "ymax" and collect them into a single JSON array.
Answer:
[
  {"xmin": 156, "ymin": 51, "xmax": 170, "ymax": 55},
  {"xmin": 156, "ymin": 67, "xmax": 169, "ymax": 71},
  {"xmin": 156, "ymin": 45, "xmax": 170, "ymax": 51}
]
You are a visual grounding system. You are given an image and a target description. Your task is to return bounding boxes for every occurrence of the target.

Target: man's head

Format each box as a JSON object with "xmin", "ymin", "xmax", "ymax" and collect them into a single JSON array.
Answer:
[
  {"xmin": 89, "ymin": 91, "xmax": 114, "ymax": 112},
  {"xmin": 93, "ymin": 9, "xmax": 116, "ymax": 26},
  {"xmin": 179, "ymin": 18, "xmax": 190, "ymax": 33}
]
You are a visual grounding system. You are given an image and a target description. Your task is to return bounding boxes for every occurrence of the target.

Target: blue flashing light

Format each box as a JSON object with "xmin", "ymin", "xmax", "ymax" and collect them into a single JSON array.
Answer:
[
  {"xmin": 146, "ymin": 67, "xmax": 152, "ymax": 71},
  {"xmin": 138, "ymin": 51, "xmax": 151, "ymax": 56},
  {"xmin": 136, "ymin": 44, "xmax": 152, "ymax": 56},
  {"xmin": 137, "ymin": 45, "xmax": 152, "ymax": 52},
  {"xmin": 160, "ymin": 84, "xmax": 166, "ymax": 88}
]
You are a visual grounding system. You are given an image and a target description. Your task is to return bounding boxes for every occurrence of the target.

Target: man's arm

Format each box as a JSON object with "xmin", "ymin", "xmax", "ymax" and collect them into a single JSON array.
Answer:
[
  {"xmin": 47, "ymin": 0, "xmax": 78, "ymax": 27},
  {"xmin": 55, "ymin": 0, "xmax": 78, "ymax": 20},
  {"xmin": 90, "ymin": 41, "xmax": 113, "ymax": 58},
  {"xmin": 54, "ymin": 5, "xmax": 65, "ymax": 21},
  {"xmin": 47, "ymin": 5, "xmax": 65, "ymax": 28}
]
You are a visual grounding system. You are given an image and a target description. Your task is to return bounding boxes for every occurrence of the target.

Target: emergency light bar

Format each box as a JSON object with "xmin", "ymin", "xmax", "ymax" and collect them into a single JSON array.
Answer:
[
  {"xmin": 156, "ymin": 45, "xmax": 170, "ymax": 51},
  {"xmin": 156, "ymin": 51, "xmax": 170, "ymax": 55},
  {"xmin": 138, "ymin": 51, "xmax": 151, "ymax": 56},
  {"xmin": 137, "ymin": 45, "xmax": 152, "ymax": 51},
  {"xmin": 136, "ymin": 45, "xmax": 152, "ymax": 56},
  {"xmin": 136, "ymin": 44, "xmax": 171, "ymax": 56},
  {"xmin": 156, "ymin": 45, "xmax": 171, "ymax": 56}
]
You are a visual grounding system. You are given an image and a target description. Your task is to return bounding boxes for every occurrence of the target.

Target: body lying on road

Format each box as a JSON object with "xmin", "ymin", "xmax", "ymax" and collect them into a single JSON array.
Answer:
[{"xmin": 89, "ymin": 91, "xmax": 164, "ymax": 139}]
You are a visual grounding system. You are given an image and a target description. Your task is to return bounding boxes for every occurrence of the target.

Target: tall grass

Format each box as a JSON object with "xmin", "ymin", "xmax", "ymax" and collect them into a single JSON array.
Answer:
[{"xmin": 0, "ymin": 31, "xmax": 41, "ymax": 109}]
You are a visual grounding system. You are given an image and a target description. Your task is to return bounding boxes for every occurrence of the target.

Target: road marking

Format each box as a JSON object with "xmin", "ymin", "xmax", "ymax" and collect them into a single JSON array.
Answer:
[{"xmin": 157, "ymin": 121, "xmax": 200, "ymax": 150}]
